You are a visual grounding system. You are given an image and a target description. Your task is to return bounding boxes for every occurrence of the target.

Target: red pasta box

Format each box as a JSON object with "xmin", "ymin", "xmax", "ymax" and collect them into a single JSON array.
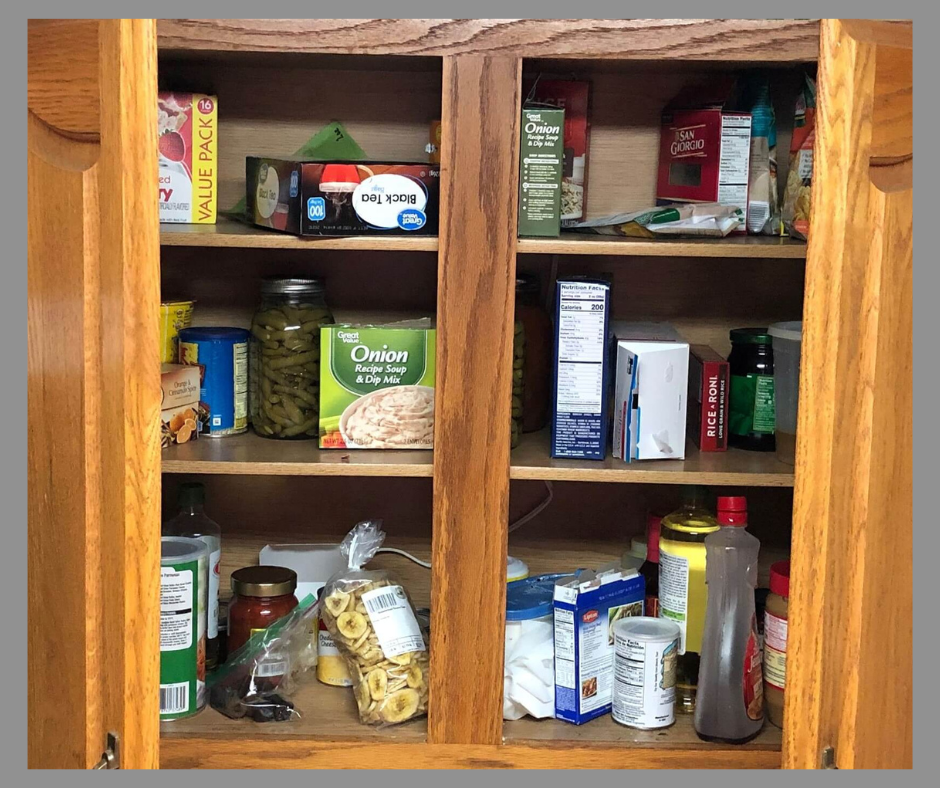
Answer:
[
  {"xmin": 657, "ymin": 81, "xmax": 750, "ymax": 234},
  {"xmin": 524, "ymin": 79, "xmax": 590, "ymax": 225},
  {"xmin": 688, "ymin": 346, "xmax": 730, "ymax": 452}
]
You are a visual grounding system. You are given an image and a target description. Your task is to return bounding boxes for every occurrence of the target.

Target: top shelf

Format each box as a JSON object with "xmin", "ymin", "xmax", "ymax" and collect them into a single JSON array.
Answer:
[
  {"xmin": 517, "ymin": 234, "xmax": 807, "ymax": 259},
  {"xmin": 157, "ymin": 19, "xmax": 820, "ymax": 62}
]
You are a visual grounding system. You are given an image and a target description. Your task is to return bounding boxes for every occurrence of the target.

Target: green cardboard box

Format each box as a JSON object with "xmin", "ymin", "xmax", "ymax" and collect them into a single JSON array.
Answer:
[
  {"xmin": 519, "ymin": 106, "xmax": 564, "ymax": 237},
  {"xmin": 320, "ymin": 318, "xmax": 436, "ymax": 449}
]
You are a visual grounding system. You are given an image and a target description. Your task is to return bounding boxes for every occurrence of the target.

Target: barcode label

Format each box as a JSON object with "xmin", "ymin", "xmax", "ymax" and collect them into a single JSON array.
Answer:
[
  {"xmin": 160, "ymin": 682, "xmax": 189, "ymax": 715},
  {"xmin": 255, "ymin": 659, "xmax": 289, "ymax": 678},
  {"xmin": 364, "ymin": 590, "xmax": 398, "ymax": 614},
  {"xmin": 361, "ymin": 585, "xmax": 426, "ymax": 658}
]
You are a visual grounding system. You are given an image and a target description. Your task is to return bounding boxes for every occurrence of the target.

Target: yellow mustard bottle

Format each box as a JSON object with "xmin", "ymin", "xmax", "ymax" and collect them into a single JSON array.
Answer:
[{"xmin": 658, "ymin": 486, "xmax": 720, "ymax": 714}]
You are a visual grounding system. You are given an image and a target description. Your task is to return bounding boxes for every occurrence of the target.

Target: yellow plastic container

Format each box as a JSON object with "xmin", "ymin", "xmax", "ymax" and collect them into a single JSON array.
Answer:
[{"xmin": 160, "ymin": 300, "xmax": 195, "ymax": 363}]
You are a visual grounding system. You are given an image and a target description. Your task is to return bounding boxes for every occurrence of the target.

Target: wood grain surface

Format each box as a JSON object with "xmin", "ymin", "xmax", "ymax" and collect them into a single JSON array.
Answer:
[
  {"xmin": 158, "ymin": 19, "xmax": 819, "ymax": 62},
  {"xmin": 429, "ymin": 55, "xmax": 521, "ymax": 745},
  {"xmin": 783, "ymin": 19, "xmax": 912, "ymax": 770},
  {"xmin": 28, "ymin": 19, "xmax": 161, "ymax": 769},
  {"xmin": 517, "ymin": 235, "xmax": 807, "ymax": 259},
  {"xmin": 159, "ymin": 737, "xmax": 781, "ymax": 769}
]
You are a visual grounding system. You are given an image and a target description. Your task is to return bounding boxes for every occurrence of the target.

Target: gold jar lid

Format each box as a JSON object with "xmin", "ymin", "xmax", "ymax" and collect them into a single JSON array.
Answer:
[{"xmin": 231, "ymin": 566, "xmax": 297, "ymax": 598}]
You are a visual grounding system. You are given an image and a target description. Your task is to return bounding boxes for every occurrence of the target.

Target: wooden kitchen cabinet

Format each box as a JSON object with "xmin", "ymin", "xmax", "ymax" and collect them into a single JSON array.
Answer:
[{"xmin": 28, "ymin": 18, "xmax": 911, "ymax": 769}]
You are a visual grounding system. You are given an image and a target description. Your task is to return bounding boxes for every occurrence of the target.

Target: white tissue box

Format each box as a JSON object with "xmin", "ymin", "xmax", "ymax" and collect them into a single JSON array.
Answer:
[{"xmin": 612, "ymin": 340, "xmax": 689, "ymax": 462}]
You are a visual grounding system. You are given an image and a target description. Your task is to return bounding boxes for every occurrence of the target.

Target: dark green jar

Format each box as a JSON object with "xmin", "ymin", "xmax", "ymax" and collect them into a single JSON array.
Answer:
[{"xmin": 727, "ymin": 328, "xmax": 776, "ymax": 452}]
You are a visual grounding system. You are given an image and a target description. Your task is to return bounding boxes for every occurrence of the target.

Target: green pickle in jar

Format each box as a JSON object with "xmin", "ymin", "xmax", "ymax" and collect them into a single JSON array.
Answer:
[
  {"xmin": 249, "ymin": 277, "xmax": 333, "ymax": 439},
  {"xmin": 511, "ymin": 318, "xmax": 525, "ymax": 448}
]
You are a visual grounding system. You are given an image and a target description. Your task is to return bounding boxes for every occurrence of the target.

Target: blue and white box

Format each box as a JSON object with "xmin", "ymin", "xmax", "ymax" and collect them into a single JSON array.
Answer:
[
  {"xmin": 553, "ymin": 566, "xmax": 645, "ymax": 724},
  {"xmin": 551, "ymin": 278, "xmax": 612, "ymax": 459}
]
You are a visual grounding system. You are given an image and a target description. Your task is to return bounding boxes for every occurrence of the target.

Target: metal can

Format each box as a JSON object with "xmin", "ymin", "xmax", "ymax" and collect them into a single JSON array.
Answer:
[
  {"xmin": 159, "ymin": 300, "xmax": 195, "ymax": 363},
  {"xmin": 160, "ymin": 537, "xmax": 208, "ymax": 721},
  {"xmin": 179, "ymin": 327, "xmax": 249, "ymax": 436},
  {"xmin": 317, "ymin": 614, "xmax": 353, "ymax": 686},
  {"xmin": 612, "ymin": 617, "xmax": 680, "ymax": 730}
]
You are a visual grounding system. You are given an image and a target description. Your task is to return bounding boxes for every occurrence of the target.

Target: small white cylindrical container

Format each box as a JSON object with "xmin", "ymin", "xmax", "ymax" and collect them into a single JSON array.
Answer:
[{"xmin": 612, "ymin": 617, "xmax": 681, "ymax": 730}]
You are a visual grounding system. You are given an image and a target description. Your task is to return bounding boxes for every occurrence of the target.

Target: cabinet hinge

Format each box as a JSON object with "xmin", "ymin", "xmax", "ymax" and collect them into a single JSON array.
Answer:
[
  {"xmin": 820, "ymin": 746, "xmax": 838, "ymax": 769},
  {"xmin": 92, "ymin": 731, "xmax": 120, "ymax": 770}
]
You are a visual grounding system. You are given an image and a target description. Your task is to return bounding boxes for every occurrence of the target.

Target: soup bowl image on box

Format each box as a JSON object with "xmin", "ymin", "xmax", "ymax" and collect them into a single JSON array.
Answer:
[{"xmin": 319, "ymin": 314, "xmax": 436, "ymax": 449}]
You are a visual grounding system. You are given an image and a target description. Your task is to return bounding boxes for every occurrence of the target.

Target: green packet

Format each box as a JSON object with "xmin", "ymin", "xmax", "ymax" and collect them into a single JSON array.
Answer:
[
  {"xmin": 228, "ymin": 121, "xmax": 367, "ymax": 217},
  {"xmin": 320, "ymin": 320, "xmax": 436, "ymax": 450}
]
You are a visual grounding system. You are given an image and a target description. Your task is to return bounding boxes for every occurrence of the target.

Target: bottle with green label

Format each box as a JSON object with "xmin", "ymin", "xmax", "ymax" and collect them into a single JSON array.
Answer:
[{"xmin": 727, "ymin": 328, "xmax": 776, "ymax": 452}]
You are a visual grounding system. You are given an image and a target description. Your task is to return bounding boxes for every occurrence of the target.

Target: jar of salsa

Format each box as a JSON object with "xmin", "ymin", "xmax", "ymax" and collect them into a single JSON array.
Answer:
[{"xmin": 227, "ymin": 566, "xmax": 299, "ymax": 655}]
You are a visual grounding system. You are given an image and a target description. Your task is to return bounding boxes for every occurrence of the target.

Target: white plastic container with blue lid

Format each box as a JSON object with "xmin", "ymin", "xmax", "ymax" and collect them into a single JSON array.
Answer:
[{"xmin": 504, "ymin": 574, "xmax": 566, "ymax": 721}]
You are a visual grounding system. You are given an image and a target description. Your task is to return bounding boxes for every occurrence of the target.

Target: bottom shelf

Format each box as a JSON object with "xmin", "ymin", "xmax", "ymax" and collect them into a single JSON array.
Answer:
[{"xmin": 504, "ymin": 712, "xmax": 782, "ymax": 752}]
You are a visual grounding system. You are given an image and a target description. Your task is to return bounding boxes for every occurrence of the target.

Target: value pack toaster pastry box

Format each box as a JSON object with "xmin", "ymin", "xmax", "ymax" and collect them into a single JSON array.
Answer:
[
  {"xmin": 657, "ymin": 80, "xmax": 751, "ymax": 234},
  {"xmin": 246, "ymin": 158, "xmax": 440, "ymax": 236},
  {"xmin": 688, "ymin": 345, "xmax": 730, "ymax": 452},
  {"xmin": 553, "ymin": 566, "xmax": 645, "ymax": 725},
  {"xmin": 157, "ymin": 92, "xmax": 218, "ymax": 224}
]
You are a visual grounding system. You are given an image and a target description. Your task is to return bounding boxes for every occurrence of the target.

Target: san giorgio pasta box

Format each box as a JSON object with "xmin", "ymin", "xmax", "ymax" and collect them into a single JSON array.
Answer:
[{"xmin": 319, "ymin": 313, "xmax": 436, "ymax": 450}]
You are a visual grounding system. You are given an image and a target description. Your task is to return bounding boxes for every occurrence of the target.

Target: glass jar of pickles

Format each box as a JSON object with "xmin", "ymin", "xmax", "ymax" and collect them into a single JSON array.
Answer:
[{"xmin": 249, "ymin": 277, "xmax": 333, "ymax": 439}]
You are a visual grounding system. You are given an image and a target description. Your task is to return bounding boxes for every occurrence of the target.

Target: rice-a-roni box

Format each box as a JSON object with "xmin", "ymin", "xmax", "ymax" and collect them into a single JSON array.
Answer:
[{"xmin": 319, "ymin": 317, "xmax": 436, "ymax": 450}]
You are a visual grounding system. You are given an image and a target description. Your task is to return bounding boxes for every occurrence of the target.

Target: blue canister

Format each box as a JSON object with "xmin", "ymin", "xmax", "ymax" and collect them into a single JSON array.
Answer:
[{"xmin": 178, "ymin": 327, "xmax": 249, "ymax": 437}]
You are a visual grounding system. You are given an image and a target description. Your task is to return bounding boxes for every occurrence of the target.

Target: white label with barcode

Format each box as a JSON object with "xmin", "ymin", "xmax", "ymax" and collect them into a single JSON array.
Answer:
[
  {"xmin": 361, "ymin": 585, "xmax": 426, "ymax": 657},
  {"xmin": 160, "ymin": 682, "xmax": 189, "ymax": 715},
  {"xmin": 255, "ymin": 659, "xmax": 289, "ymax": 678}
]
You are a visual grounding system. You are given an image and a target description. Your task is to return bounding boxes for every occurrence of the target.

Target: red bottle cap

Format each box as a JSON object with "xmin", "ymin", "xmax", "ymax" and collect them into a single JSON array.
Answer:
[
  {"xmin": 717, "ymin": 495, "xmax": 748, "ymax": 526},
  {"xmin": 646, "ymin": 515, "xmax": 662, "ymax": 562},
  {"xmin": 769, "ymin": 560, "xmax": 790, "ymax": 598}
]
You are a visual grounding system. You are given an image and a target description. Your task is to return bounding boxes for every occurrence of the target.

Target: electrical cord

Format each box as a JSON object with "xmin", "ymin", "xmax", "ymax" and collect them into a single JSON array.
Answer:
[{"xmin": 375, "ymin": 480, "xmax": 555, "ymax": 569}]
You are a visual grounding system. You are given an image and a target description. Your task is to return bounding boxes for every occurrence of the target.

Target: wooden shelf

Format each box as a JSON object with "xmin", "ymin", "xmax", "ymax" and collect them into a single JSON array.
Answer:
[
  {"xmin": 517, "ymin": 234, "xmax": 808, "ymax": 259},
  {"xmin": 161, "ymin": 217, "xmax": 439, "ymax": 252},
  {"xmin": 510, "ymin": 431, "xmax": 795, "ymax": 487},
  {"xmin": 504, "ymin": 712, "xmax": 781, "ymax": 754},
  {"xmin": 160, "ymin": 677, "xmax": 426, "ymax": 743},
  {"xmin": 162, "ymin": 432, "xmax": 432, "ymax": 477}
]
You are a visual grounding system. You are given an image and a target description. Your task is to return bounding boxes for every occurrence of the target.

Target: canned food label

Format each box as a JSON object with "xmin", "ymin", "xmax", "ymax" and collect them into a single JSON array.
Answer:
[
  {"xmin": 160, "ymin": 558, "xmax": 206, "ymax": 720},
  {"xmin": 763, "ymin": 611, "xmax": 788, "ymax": 690},
  {"xmin": 612, "ymin": 631, "xmax": 678, "ymax": 729},
  {"xmin": 658, "ymin": 552, "xmax": 689, "ymax": 654},
  {"xmin": 233, "ymin": 343, "xmax": 248, "ymax": 430}
]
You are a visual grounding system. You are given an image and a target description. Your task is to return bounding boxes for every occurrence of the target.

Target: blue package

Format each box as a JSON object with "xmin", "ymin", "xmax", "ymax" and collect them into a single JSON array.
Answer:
[
  {"xmin": 551, "ymin": 278, "xmax": 612, "ymax": 459},
  {"xmin": 553, "ymin": 566, "xmax": 645, "ymax": 724},
  {"xmin": 178, "ymin": 327, "xmax": 249, "ymax": 436}
]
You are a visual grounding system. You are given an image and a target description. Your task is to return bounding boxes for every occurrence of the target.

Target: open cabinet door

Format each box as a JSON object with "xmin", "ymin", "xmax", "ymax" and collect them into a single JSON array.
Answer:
[
  {"xmin": 28, "ymin": 20, "xmax": 160, "ymax": 768},
  {"xmin": 784, "ymin": 20, "xmax": 912, "ymax": 769}
]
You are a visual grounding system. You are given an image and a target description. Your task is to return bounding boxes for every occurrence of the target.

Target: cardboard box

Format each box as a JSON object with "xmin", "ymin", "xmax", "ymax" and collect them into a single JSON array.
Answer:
[
  {"xmin": 246, "ymin": 158, "xmax": 439, "ymax": 236},
  {"xmin": 320, "ymin": 317, "xmax": 436, "ymax": 449},
  {"xmin": 553, "ymin": 566, "xmax": 645, "ymax": 725},
  {"xmin": 519, "ymin": 107, "xmax": 564, "ymax": 237},
  {"xmin": 158, "ymin": 92, "xmax": 218, "ymax": 224},
  {"xmin": 525, "ymin": 80, "xmax": 591, "ymax": 225},
  {"xmin": 551, "ymin": 279, "xmax": 612, "ymax": 460},
  {"xmin": 161, "ymin": 363, "xmax": 201, "ymax": 447},
  {"xmin": 688, "ymin": 345, "xmax": 730, "ymax": 452},
  {"xmin": 657, "ymin": 81, "xmax": 751, "ymax": 233},
  {"xmin": 612, "ymin": 340, "xmax": 690, "ymax": 462}
]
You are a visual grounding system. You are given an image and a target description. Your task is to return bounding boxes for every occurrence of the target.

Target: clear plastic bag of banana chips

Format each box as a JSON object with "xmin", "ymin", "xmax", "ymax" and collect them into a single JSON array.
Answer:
[{"xmin": 320, "ymin": 520, "xmax": 431, "ymax": 726}]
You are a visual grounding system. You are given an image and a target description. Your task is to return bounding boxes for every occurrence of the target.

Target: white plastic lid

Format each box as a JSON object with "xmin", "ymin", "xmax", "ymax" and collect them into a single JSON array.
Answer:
[
  {"xmin": 507, "ymin": 555, "xmax": 529, "ymax": 583},
  {"xmin": 769, "ymin": 321, "xmax": 803, "ymax": 342},
  {"xmin": 613, "ymin": 616, "xmax": 681, "ymax": 642}
]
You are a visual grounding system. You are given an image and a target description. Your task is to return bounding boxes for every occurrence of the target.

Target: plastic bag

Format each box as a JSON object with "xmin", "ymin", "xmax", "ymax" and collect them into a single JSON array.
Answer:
[
  {"xmin": 319, "ymin": 521, "xmax": 430, "ymax": 726},
  {"xmin": 782, "ymin": 73, "xmax": 816, "ymax": 241},
  {"xmin": 572, "ymin": 203, "xmax": 744, "ymax": 238},
  {"xmin": 207, "ymin": 594, "xmax": 318, "ymax": 722}
]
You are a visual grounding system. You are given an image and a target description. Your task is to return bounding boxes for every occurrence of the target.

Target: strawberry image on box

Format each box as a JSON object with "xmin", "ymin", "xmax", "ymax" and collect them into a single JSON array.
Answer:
[
  {"xmin": 158, "ymin": 92, "xmax": 218, "ymax": 224},
  {"xmin": 657, "ymin": 80, "xmax": 751, "ymax": 233}
]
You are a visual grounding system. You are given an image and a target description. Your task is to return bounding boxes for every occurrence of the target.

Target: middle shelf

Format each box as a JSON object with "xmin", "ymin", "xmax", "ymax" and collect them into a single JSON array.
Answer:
[{"xmin": 162, "ymin": 430, "xmax": 794, "ymax": 487}]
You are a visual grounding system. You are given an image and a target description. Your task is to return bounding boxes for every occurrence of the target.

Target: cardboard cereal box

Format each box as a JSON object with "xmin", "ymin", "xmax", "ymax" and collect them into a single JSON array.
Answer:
[{"xmin": 158, "ymin": 92, "xmax": 218, "ymax": 224}]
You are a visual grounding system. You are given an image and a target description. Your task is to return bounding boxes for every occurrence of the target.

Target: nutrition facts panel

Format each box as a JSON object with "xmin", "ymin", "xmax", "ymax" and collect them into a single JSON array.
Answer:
[{"xmin": 557, "ymin": 282, "xmax": 607, "ymax": 413}]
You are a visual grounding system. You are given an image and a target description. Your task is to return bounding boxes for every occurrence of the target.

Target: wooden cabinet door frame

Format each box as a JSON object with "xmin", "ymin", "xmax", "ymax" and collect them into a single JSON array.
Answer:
[
  {"xmin": 28, "ymin": 19, "xmax": 161, "ymax": 769},
  {"xmin": 784, "ymin": 18, "xmax": 912, "ymax": 770}
]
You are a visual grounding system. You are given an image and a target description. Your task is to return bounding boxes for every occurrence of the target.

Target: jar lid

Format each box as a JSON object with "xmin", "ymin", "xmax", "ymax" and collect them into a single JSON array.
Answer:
[
  {"xmin": 717, "ymin": 495, "xmax": 748, "ymax": 526},
  {"xmin": 261, "ymin": 277, "xmax": 325, "ymax": 296},
  {"xmin": 729, "ymin": 327, "xmax": 772, "ymax": 345},
  {"xmin": 769, "ymin": 560, "xmax": 790, "ymax": 598},
  {"xmin": 506, "ymin": 573, "xmax": 566, "ymax": 621},
  {"xmin": 507, "ymin": 555, "xmax": 530, "ymax": 583},
  {"xmin": 613, "ymin": 616, "xmax": 681, "ymax": 643},
  {"xmin": 231, "ymin": 566, "xmax": 297, "ymax": 597},
  {"xmin": 177, "ymin": 326, "xmax": 250, "ymax": 342},
  {"xmin": 768, "ymin": 321, "xmax": 803, "ymax": 342}
]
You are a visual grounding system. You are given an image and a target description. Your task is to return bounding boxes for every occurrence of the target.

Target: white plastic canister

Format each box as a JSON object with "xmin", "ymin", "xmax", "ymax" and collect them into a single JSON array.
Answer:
[{"xmin": 612, "ymin": 616, "xmax": 681, "ymax": 730}]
